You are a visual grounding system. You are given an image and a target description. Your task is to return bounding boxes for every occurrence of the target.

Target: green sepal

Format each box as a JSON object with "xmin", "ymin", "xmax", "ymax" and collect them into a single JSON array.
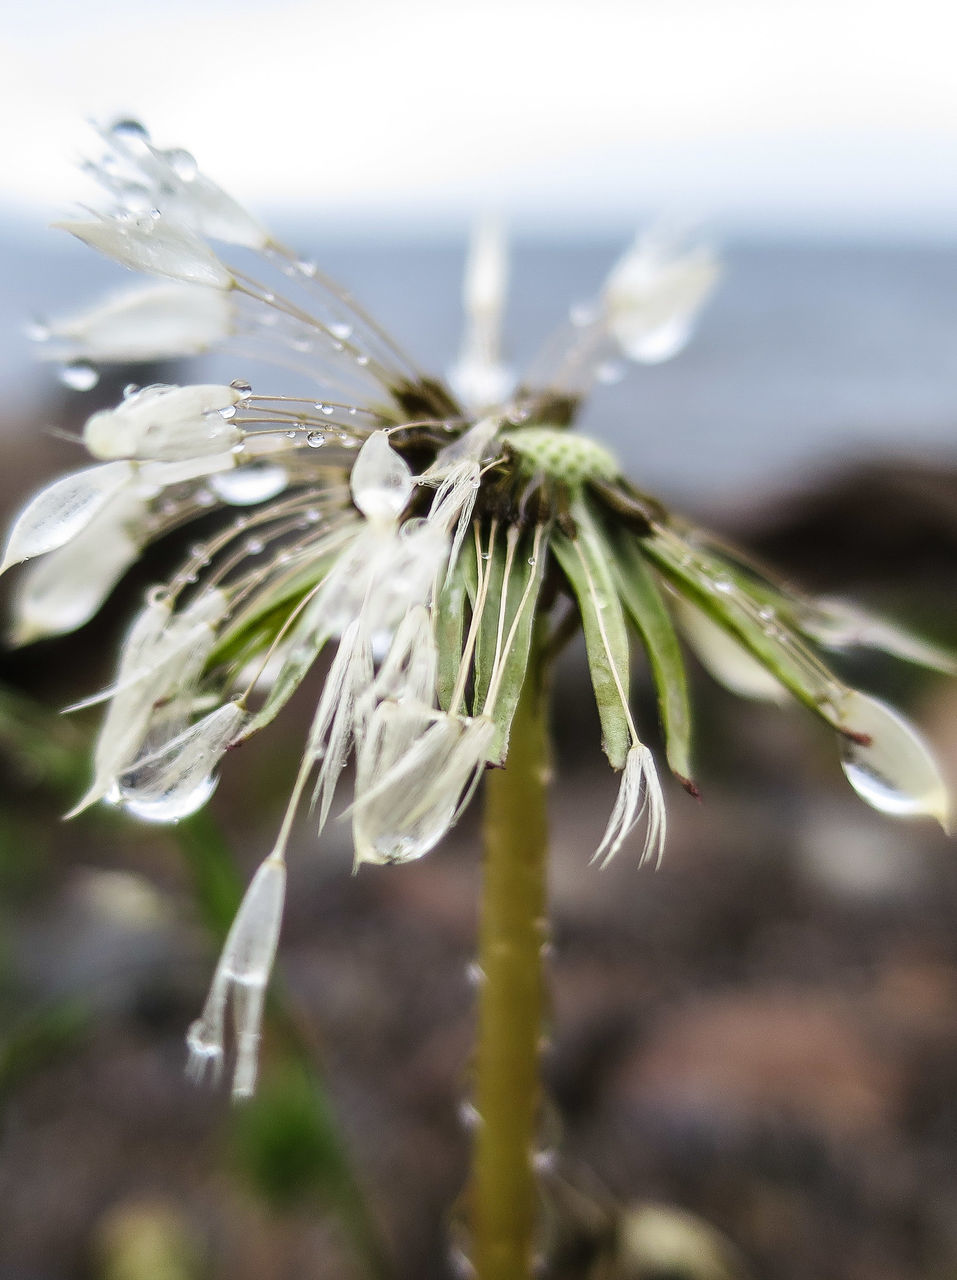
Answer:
[
  {"xmin": 434, "ymin": 560, "xmax": 469, "ymax": 713},
  {"xmin": 239, "ymin": 616, "xmax": 329, "ymax": 740},
  {"xmin": 472, "ymin": 525, "xmax": 508, "ymax": 718},
  {"xmin": 611, "ymin": 533, "xmax": 695, "ymax": 788},
  {"xmin": 642, "ymin": 525, "xmax": 852, "ymax": 730},
  {"xmin": 476, "ymin": 527, "xmax": 547, "ymax": 765},
  {"xmin": 552, "ymin": 495, "xmax": 632, "ymax": 769}
]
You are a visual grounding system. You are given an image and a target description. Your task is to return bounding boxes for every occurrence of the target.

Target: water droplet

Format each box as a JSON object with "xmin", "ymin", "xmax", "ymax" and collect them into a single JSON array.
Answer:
[
  {"xmin": 758, "ymin": 605, "xmax": 776, "ymax": 621},
  {"xmin": 59, "ymin": 361, "xmax": 99, "ymax": 391},
  {"xmin": 245, "ymin": 536, "xmax": 264, "ymax": 554},
  {"xmin": 109, "ymin": 118, "xmax": 150, "ymax": 143},
  {"xmin": 481, "ymin": 552, "xmax": 491, "ymax": 561},
  {"xmin": 195, "ymin": 488, "xmax": 216, "ymax": 507},
  {"xmin": 457, "ymin": 1100, "xmax": 481, "ymax": 1130},
  {"xmin": 296, "ymin": 258, "xmax": 317, "ymax": 278},
  {"xmin": 211, "ymin": 463, "xmax": 288, "ymax": 506},
  {"xmin": 839, "ymin": 691, "xmax": 950, "ymax": 826},
  {"xmin": 595, "ymin": 359, "xmax": 625, "ymax": 385},
  {"xmin": 25, "ymin": 318, "xmax": 49, "ymax": 342},
  {"xmin": 465, "ymin": 961, "xmax": 485, "ymax": 986},
  {"xmin": 305, "ymin": 508, "xmax": 321, "ymax": 524},
  {"xmin": 319, "ymin": 404, "xmax": 335, "ymax": 417},
  {"xmin": 712, "ymin": 576, "xmax": 734, "ymax": 594},
  {"xmin": 329, "ymin": 322, "xmax": 353, "ymax": 341},
  {"xmin": 355, "ymin": 353, "xmax": 370, "ymax": 367},
  {"xmin": 306, "ymin": 431, "xmax": 326, "ymax": 448},
  {"xmin": 230, "ymin": 379, "xmax": 253, "ymax": 396},
  {"xmin": 123, "ymin": 383, "xmax": 140, "ymax": 399},
  {"xmin": 164, "ymin": 147, "xmax": 198, "ymax": 181},
  {"xmin": 527, "ymin": 556, "xmax": 537, "ymax": 566},
  {"xmin": 218, "ymin": 404, "xmax": 237, "ymax": 420},
  {"xmin": 121, "ymin": 773, "xmax": 218, "ymax": 823}
]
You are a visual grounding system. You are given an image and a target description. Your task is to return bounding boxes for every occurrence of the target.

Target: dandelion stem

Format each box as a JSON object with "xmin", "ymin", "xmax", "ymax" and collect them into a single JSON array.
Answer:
[{"xmin": 471, "ymin": 623, "xmax": 549, "ymax": 1280}]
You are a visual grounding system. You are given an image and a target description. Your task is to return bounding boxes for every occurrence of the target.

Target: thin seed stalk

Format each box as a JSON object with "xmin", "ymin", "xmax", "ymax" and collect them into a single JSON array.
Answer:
[{"xmin": 471, "ymin": 644, "xmax": 550, "ymax": 1280}]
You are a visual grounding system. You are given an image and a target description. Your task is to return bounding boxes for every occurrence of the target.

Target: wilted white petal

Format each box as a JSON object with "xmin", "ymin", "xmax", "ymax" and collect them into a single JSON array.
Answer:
[
  {"xmin": 449, "ymin": 218, "xmax": 515, "ymax": 411},
  {"xmin": 353, "ymin": 713, "xmax": 494, "ymax": 866},
  {"xmin": 0, "ymin": 461, "xmax": 134, "ymax": 575},
  {"xmin": 69, "ymin": 589, "xmax": 229, "ymax": 815},
  {"xmin": 10, "ymin": 489, "xmax": 147, "ymax": 643},
  {"xmin": 674, "ymin": 598, "xmax": 790, "ymax": 704},
  {"xmin": 40, "ymin": 282, "xmax": 234, "ymax": 363},
  {"xmin": 838, "ymin": 690, "xmax": 951, "ymax": 830},
  {"xmin": 604, "ymin": 232, "xmax": 719, "ymax": 364},
  {"xmin": 306, "ymin": 620, "xmax": 374, "ymax": 831},
  {"xmin": 428, "ymin": 461, "xmax": 482, "ymax": 571},
  {"xmin": 350, "ymin": 430, "xmax": 414, "ymax": 523},
  {"xmin": 85, "ymin": 383, "xmax": 244, "ymax": 461},
  {"xmin": 593, "ymin": 743, "xmax": 667, "ymax": 868},
  {"xmin": 117, "ymin": 701, "xmax": 245, "ymax": 823},
  {"xmin": 136, "ymin": 453, "xmax": 237, "ymax": 492},
  {"xmin": 373, "ymin": 605, "xmax": 438, "ymax": 705},
  {"xmin": 55, "ymin": 215, "xmax": 234, "ymax": 289},
  {"xmin": 186, "ymin": 851, "xmax": 286, "ymax": 1098}
]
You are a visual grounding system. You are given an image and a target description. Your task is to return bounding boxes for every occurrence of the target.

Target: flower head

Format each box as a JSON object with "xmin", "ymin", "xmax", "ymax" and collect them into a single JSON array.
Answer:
[{"xmin": 5, "ymin": 121, "xmax": 953, "ymax": 1095}]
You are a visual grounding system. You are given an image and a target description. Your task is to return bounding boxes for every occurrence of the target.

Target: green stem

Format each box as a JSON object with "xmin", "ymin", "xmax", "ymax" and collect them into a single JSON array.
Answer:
[{"xmin": 471, "ymin": 646, "xmax": 550, "ymax": 1280}]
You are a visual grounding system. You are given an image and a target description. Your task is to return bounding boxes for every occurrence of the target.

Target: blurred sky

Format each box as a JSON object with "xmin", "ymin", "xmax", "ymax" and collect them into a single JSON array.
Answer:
[{"xmin": 2, "ymin": 0, "xmax": 957, "ymax": 235}]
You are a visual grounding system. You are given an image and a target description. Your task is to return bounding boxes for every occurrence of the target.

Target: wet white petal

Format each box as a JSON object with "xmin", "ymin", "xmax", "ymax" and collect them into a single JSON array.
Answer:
[
  {"xmin": 55, "ymin": 215, "xmax": 234, "ymax": 289},
  {"xmin": 593, "ymin": 743, "xmax": 667, "ymax": 868},
  {"xmin": 604, "ymin": 232, "xmax": 719, "ymax": 364},
  {"xmin": 349, "ymin": 430, "xmax": 414, "ymax": 523},
  {"xmin": 838, "ymin": 691, "xmax": 951, "ymax": 830},
  {"xmin": 84, "ymin": 384, "xmax": 244, "ymax": 461},
  {"xmin": 674, "ymin": 598, "xmax": 790, "ymax": 704},
  {"xmin": 306, "ymin": 620, "xmax": 374, "ymax": 831},
  {"xmin": 118, "ymin": 701, "xmax": 245, "ymax": 823},
  {"xmin": 353, "ymin": 713, "xmax": 494, "ymax": 866},
  {"xmin": 0, "ymin": 461, "xmax": 134, "ymax": 575},
  {"xmin": 69, "ymin": 589, "xmax": 228, "ymax": 815},
  {"xmin": 95, "ymin": 126, "xmax": 270, "ymax": 250},
  {"xmin": 40, "ymin": 282, "xmax": 233, "ymax": 363},
  {"xmin": 9, "ymin": 489, "xmax": 147, "ymax": 643},
  {"xmin": 186, "ymin": 852, "xmax": 286, "ymax": 1098},
  {"xmin": 372, "ymin": 605, "xmax": 438, "ymax": 706}
]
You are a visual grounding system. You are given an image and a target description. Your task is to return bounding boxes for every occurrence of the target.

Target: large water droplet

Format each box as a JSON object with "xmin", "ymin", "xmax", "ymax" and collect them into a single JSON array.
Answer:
[
  {"xmin": 838, "ymin": 691, "xmax": 951, "ymax": 829},
  {"xmin": 109, "ymin": 118, "xmax": 150, "ymax": 143},
  {"xmin": 121, "ymin": 772, "xmax": 218, "ymax": 823},
  {"xmin": 164, "ymin": 147, "xmax": 198, "ymax": 181},
  {"xmin": 210, "ymin": 463, "xmax": 288, "ymax": 506},
  {"xmin": 329, "ymin": 322, "xmax": 353, "ymax": 341},
  {"xmin": 306, "ymin": 431, "xmax": 325, "ymax": 448},
  {"xmin": 59, "ymin": 361, "xmax": 99, "ymax": 391}
]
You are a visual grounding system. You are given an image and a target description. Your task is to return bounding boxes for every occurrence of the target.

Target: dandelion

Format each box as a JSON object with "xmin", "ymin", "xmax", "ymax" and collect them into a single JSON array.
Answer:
[{"xmin": 4, "ymin": 120, "xmax": 954, "ymax": 1280}]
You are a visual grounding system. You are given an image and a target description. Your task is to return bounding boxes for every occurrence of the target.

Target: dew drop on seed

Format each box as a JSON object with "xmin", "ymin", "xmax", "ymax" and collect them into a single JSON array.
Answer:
[
  {"xmin": 296, "ymin": 258, "xmax": 317, "ymax": 278},
  {"xmin": 123, "ymin": 383, "xmax": 139, "ymax": 399},
  {"xmin": 211, "ymin": 463, "xmax": 288, "ymax": 506},
  {"xmin": 109, "ymin": 118, "xmax": 150, "ymax": 143},
  {"xmin": 712, "ymin": 576, "xmax": 734, "ymax": 594},
  {"xmin": 329, "ymin": 322, "xmax": 353, "ymax": 341},
  {"xmin": 25, "ymin": 318, "xmax": 49, "ymax": 342},
  {"xmin": 355, "ymin": 353, "xmax": 369, "ymax": 367},
  {"xmin": 218, "ymin": 404, "xmax": 237, "ymax": 420},
  {"xmin": 320, "ymin": 404, "xmax": 334, "ymax": 416},
  {"xmin": 59, "ymin": 361, "xmax": 99, "ymax": 391},
  {"xmin": 245, "ymin": 536, "xmax": 264, "ymax": 554},
  {"xmin": 230, "ymin": 379, "xmax": 252, "ymax": 396},
  {"xmin": 122, "ymin": 773, "xmax": 218, "ymax": 823},
  {"xmin": 306, "ymin": 431, "xmax": 326, "ymax": 448},
  {"xmin": 164, "ymin": 147, "xmax": 198, "ymax": 181}
]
